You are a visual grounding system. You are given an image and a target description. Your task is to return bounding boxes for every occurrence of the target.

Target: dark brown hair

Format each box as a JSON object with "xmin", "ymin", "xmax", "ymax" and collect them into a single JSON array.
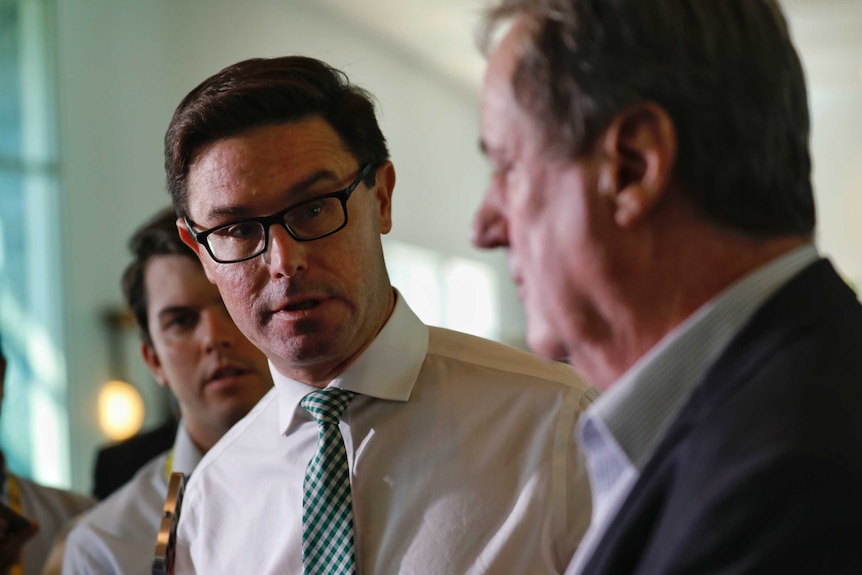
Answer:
[
  {"xmin": 164, "ymin": 56, "xmax": 389, "ymax": 218},
  {"xmin": 121, "ymin": 207, "xmax": 197, "ymax": 346},
  {"xmin": 481, "ymin": 0, "xmax": 815, "ymax": 236}
]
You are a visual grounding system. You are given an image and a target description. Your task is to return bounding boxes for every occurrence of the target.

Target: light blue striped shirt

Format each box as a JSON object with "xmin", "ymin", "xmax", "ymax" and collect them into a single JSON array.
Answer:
[{"xmin": 565, "ymin": 243, "xmax": 820, "ymax": 575}]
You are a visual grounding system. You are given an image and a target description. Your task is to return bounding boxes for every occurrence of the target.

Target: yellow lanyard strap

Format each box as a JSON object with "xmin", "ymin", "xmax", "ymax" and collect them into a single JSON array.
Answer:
[{"xmin": 163, "ymin": 449, "xmax": 174, "ymax": 481}]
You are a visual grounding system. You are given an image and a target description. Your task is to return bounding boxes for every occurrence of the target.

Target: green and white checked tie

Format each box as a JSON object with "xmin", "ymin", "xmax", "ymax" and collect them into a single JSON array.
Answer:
[{"xmin": 301, "ymin": 388, "xmax": 357, "ymax": 575}]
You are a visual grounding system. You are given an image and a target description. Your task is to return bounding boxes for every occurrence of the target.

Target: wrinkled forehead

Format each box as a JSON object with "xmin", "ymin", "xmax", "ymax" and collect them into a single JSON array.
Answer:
[
  {"xmin": 482, "ymin": 16, "xmax": 538, "ymax": 128},
  {"xmin": 484, "ymin": 16, "xmax": 531, "ymax": 85}
]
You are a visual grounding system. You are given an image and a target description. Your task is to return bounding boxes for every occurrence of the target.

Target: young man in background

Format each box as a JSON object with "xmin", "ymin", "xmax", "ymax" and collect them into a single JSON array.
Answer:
[{"xmin": 62, "ymin": 207, "xmax": 273, "ymax": 574}]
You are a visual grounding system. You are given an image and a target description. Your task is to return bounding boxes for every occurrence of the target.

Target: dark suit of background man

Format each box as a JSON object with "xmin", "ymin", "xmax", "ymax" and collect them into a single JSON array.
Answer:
[{"xmin": 471, "ymin": 0, "xmax": 862, "ymax": 573}]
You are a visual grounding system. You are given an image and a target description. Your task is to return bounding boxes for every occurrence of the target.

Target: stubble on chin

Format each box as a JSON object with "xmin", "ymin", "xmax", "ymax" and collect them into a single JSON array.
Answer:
[{"xmin": 265, "ymin": 316, "xmax": 339, "ymax": 364}]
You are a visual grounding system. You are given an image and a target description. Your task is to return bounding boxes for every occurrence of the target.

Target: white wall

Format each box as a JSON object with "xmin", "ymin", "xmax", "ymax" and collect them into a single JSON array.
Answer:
[
  {"xmin": 54, "ymin": 0, "xmax": 521, "ymax": 492},
  {"xmin": 810, "ymin": 88, "xmax": 862, "ymax": 286},
  {"xmin": 782, "ymin": 0, "xmax": 862, "ymax": 285}
]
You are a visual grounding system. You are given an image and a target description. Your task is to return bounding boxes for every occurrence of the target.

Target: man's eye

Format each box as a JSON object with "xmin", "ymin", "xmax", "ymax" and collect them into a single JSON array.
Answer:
[
  {"xmin": 299, "ymin": 202, "xmax": 324, "ymax": 220},
  {"xmin": 167, "ymin": 313, "xmax": 197, "ymax": 330},
  {"xmin": 219, "ymin": 222, "xmax": 260, "ymax": 239}
]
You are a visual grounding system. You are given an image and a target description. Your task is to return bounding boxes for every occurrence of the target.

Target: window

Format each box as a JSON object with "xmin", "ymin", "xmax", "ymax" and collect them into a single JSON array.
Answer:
[
  {"xmin": 0, "ymin": 0, "xmax": 68, "ymax": 486},
  {"xmin": 384, "ymin": 240, "xmax": 500, "ymax": 341}
]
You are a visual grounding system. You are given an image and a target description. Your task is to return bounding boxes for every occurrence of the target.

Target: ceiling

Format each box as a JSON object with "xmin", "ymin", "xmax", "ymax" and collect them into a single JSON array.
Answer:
[{"xmin": 315, "ymin": 0, "xmax": 862, "ymax": 97}]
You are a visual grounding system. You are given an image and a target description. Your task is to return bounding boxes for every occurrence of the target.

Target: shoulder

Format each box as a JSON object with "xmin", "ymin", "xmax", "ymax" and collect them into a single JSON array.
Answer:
[
  {"xmin": 643, "ymin": 300, "xmax": 862, "ymax": 515},
  {"xmin": 14, "ymin": 474, "xmax": 96, "ymax": 519},
  {"xmin": 64, "ymin": 457, "xmax": 168, "ymax": 573},
  {"xmin": 689, "ymin": 302, "xmax": 862, "ymax": 453},
  {"xmin": 183, "ymin": 388, "xmax": 278, "ymax": 497},
  {"xmin": 70, "ymin": 453, "xmax": 168, "ymax": 538},
  {"xmin": 678, "ymin": 258, "xmax": 862, "ymax": 453},
  {"xmin": 427, "ymin": 326, "xmax": 595, "ymax": 393},
  {"xmin": 64, "ymin": 478, "xmax": 163, "ymax": 575}
]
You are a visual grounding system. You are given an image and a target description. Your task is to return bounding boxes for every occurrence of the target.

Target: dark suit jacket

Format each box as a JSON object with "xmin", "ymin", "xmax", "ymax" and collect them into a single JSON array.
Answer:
[
  {"xmin": 92, "ymin": 417, "xmax": 178, "ymax": 500},
  {"xmin": 585, "ymin": 259, "xmax": 862, "ymax": 575}
]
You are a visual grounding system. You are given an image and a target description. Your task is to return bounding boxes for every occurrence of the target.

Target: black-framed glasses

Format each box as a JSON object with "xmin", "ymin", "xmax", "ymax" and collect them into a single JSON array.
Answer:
[{"xmin": 185, "ymin": 163, "xmax": 373, "ymax": 264}]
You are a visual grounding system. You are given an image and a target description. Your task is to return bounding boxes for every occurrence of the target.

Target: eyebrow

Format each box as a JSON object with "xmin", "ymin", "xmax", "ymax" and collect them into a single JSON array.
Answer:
[
  {"xmin": 157, "ymin": 305, "xmax": 197, "ymax": 321},
  {"xmin": 479, "ymin": 139, "xmax": 490, "ymax": 156},
  {"xmin": 479, "ymin": 138, "xmax": 507, "ymax": 162},
  {"xmin": 205, "ymin": 167, "xmax": 344, "ymax": 221}
]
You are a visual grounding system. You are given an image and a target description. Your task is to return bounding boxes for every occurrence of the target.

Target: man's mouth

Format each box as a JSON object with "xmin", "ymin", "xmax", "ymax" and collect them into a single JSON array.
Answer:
[
  {"xmin": 208, "ymin": 365, "xmax": 249, "ymax": 382},
  {"xmin": 283, "ymin": 300, "xmax": 318, "ymax": 312}
]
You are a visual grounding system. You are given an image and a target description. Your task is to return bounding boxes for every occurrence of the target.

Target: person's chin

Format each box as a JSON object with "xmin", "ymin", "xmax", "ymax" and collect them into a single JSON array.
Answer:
[
  {"xmin": 271, "ymin": 331, "xmax": 343, "ymax": 366},
  {"xmin": 526, "ymin": 325, "xmax": 566, "ymax": 361}
]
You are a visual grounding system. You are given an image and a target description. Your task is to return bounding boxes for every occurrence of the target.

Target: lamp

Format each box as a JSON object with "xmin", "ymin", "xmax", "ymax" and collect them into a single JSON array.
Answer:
[
  {"xmin": 98, "ymin": 379, "xmax": 145, "ymax": 441},
  {"xmin": 99, "ymin": 307, "xmax": 146, "ymax": 441}
]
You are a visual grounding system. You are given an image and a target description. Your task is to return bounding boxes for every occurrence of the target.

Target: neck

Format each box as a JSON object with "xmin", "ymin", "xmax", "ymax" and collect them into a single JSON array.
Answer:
[
  {"xmin": 575, "ymin": 217, "xmax": 811, "ymax": 390},
  {"xmin": 183, "ymin": 422, "xmax": 219, "ymax": 454}
]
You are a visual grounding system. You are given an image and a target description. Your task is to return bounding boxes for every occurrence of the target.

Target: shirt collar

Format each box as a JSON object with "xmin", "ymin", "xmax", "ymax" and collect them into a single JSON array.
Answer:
[
  {"xmin": 583, "ymin": 243, "xmax": 820, "ymax": 470},
  {"xmin": 173, "ymin": 421, "xmax": 204, "ymax": 476},
  {"xmin": 273, "ymin": 289, "xmax": 429, "ymax": 435}
]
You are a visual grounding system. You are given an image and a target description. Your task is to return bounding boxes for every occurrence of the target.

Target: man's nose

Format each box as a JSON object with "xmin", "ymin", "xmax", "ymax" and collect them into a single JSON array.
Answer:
[
  {"xmin": 202, "ymin": 312, "xmax": 234, "ymax": 352},
  {"xmin": 265, "ymin": 223, "xmax": 307, "ymax": 278},
  {"xmin": 471, "ymin": 190, "xmax": 509, "ymax": 249}
]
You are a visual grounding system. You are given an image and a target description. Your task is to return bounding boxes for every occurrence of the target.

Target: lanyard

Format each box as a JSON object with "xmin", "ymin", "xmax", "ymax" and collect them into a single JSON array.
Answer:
[
  {"xmin": 6, "ymin": 474, "xmax": 24, "ymax": 575},
  {"xmin": 163, "ymin": 450, "xmax": 174, "ymax": 481}
]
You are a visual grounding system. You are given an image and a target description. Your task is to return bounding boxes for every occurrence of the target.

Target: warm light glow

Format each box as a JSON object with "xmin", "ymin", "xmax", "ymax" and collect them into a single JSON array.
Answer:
[{"xmin": 98, "ymin": 379, "xmax": 145, "ymax": 441}]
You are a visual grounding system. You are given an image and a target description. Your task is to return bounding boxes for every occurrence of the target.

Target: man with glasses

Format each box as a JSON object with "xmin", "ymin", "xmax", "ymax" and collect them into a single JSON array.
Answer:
[{"xmin": 167, "ymin": 56, "xmax": 597, "ymax": 574}]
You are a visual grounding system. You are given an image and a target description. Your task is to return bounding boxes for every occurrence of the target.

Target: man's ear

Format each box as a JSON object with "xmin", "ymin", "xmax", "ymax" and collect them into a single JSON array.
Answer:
[
  {"xmin": 177, "ymin": 218, "xmax": 219, "ymax": 283},
  {"xmin": 598, "ymin": 102, "xmax": 677, "ymax": 228},
  {"xmin": 177, "ymin": 218, "xmax": 204, "ymax": 257},
  {"xmin": 373, "ymin": 161, "xmax": 396, "ymax": 234},
  {"xmin": 141, "ymin": 342, "xmax": 170, "ymax": 389}
]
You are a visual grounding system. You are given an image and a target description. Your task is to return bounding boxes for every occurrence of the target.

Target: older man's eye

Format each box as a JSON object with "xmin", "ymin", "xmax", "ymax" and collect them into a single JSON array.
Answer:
[{"xmin": 490, "ymin": 160, "xmax": 513, "ymax": 180}]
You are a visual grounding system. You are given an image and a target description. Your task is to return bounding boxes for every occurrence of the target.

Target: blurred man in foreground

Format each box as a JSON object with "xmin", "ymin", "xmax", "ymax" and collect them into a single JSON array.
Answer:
[
  {"xmin": 472, "ymin": 1, "xmax": 862, "ymax": 573},
  {"xmin": 62, "ymin": 207, "xmax": 272, "ymax": 574}
]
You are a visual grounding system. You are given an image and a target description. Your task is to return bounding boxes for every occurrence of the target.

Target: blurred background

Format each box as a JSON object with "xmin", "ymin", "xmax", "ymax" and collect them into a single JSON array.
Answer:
[{"xmin": 0, "ymin": 0, "xmax": 860, "ymax": 494}]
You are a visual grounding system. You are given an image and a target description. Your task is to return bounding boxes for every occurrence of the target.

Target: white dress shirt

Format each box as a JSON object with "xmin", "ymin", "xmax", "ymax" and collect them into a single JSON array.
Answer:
[
  {"xmin": 564, "ymin": 244, "xmax": 820, "ymax": 575},
  {"xmin": 63, "ymin": 423, "xmax": 202, "ymax": 575},
  {"xmin": 0, "ymin": 457, "xmax": 95, "ymax": 575},
  {"xmin": 175, "ymin": 293, "xmax": 597, "ymax": 575}
]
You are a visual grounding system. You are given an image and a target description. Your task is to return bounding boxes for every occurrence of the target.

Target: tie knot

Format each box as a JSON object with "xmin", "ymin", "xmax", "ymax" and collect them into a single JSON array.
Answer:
[{"xmin": 301, "ymin": 388, "xmax": 356, "ymax": 425}]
